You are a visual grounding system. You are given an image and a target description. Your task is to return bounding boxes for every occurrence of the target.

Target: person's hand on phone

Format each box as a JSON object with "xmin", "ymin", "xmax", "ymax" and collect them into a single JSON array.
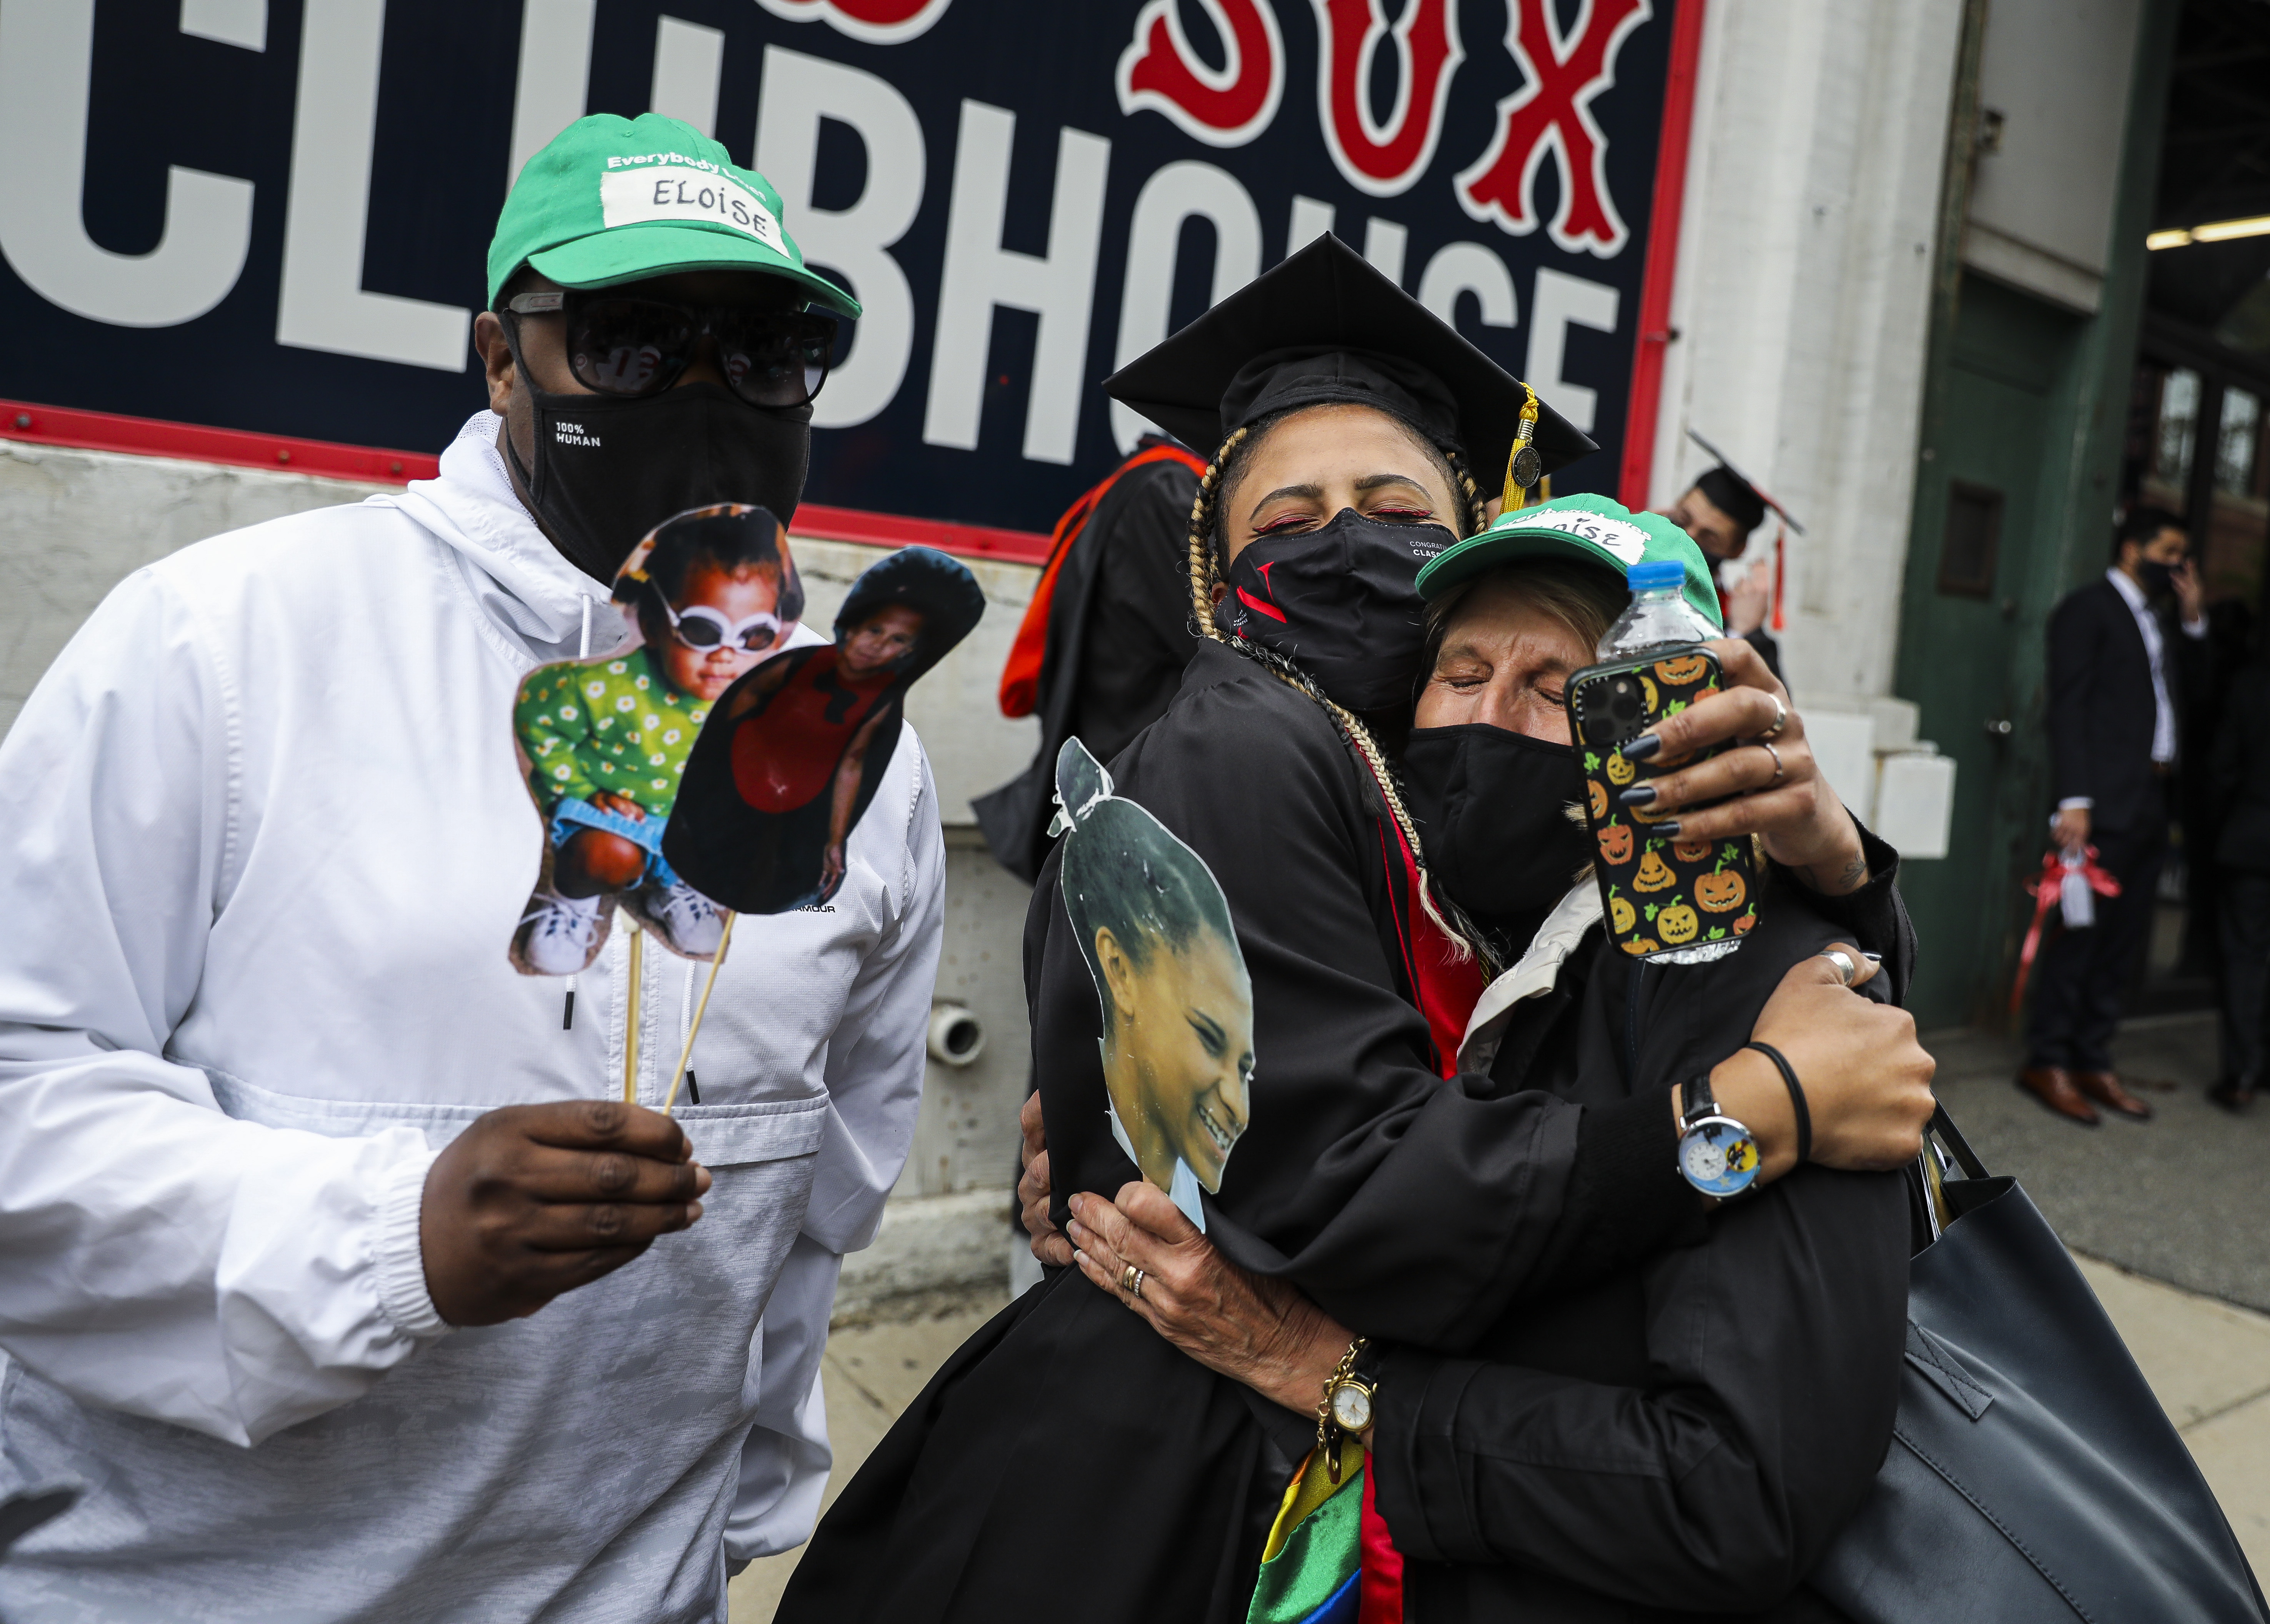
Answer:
[
  {"xmin": 1619, "ymin": 637, "xmax": 1871, "ymax": 895},
  {"xmin": 420, "ymin": 1100, "xmax": 709, "ymax": 1326},
  {"xmin": 2172, "ymin": 559, "xmax": 2205, "ymax": 629}
]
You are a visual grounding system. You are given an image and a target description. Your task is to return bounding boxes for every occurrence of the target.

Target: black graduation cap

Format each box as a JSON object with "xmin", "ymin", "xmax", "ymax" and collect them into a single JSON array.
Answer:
[{"xmin": 1104, "ymin": 233, "xmax": 1596, "ymax": 485}]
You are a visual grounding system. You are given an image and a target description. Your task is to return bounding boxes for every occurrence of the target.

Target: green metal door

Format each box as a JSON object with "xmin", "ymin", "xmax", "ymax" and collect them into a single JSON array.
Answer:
[{"xmin": 1896, "ymin": 277, "xmax": 2085, "ymax": 1027}]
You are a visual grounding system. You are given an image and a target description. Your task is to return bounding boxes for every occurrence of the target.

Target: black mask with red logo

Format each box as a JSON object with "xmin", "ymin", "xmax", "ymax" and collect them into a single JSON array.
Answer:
[{"xmin": 1221, "ymin": 509, "xmax": 1453, "ymax": 712}]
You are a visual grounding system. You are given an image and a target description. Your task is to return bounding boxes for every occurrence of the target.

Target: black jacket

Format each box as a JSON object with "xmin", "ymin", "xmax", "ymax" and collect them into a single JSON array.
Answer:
[
  {"xmin": 1373, "ymin": 905, "xmax": 1910, "ymax": 1623},
  {"xmin": 2211, "ymin": 670, "xmax": 2270, "ymax": 872},
  {"xmin": 973, "ymin": 454, "xmax": 1200, "ymax": 880},
  {"xmin": 2046, "ymin": 576, "xmax": 2200, "ymax": 835},
  {"xmin": 781, "ymin": 641, "xmax": 1912, "ymax": 1624}
]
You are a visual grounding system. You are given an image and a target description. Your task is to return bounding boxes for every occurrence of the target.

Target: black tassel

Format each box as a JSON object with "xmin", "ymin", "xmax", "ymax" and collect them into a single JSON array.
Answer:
[{"xmin": 684, "ymin": 1072, "xmax": 700, "ymax": 1105}]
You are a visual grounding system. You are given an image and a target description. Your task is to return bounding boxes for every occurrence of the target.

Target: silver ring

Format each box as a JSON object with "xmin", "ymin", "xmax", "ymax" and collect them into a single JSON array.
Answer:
[
  {"xmin": 1759, "ymin": 741, "xmax": 1786, "ymax": 783},
  {"xmin": 1128, "ymin": 1269, "xmax": 1145, "ymax": 1301},
  {"xmin": 1818, "ymin": 949, "xmax": 1858, "ymax": 987},
  {"xmin": 1760, "ymin": 695, "xmax": 1789, "ymax": 741}
]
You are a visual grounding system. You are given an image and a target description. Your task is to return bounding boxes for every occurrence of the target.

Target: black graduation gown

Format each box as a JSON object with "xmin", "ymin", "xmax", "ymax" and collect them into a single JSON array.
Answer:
[
  {"xmin": 780, "ymin": 640, "xmax": 1911, "ymax": 1624},
  {"xmin": 973, "ymin": 454, "xmax": 1201, "ymax": 881}
]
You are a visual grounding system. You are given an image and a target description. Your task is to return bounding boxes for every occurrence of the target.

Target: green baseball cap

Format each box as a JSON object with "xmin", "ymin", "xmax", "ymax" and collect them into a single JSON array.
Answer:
[
  {"xmin": 1415, "ymin": 492, "xmax": 1723, "ymax": 629},
  {"xmin": 487, "ymin": 113, "xmax": 860, "ymax": 317}
]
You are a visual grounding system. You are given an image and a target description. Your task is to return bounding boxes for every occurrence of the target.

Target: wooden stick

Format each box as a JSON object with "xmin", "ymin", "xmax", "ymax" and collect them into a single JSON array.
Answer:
[
  {"xmin": 664, "ymin": 912, "xmax": 735, "ymax": 1117},
  {"xmin": 623, "ymin": 921, "xmax": 643, "ymax": 1104}
]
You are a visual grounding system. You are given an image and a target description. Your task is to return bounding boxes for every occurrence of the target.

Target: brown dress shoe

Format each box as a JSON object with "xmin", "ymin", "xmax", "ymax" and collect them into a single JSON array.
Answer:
[
  {"xmin": 2017, "ymin": 1066, "xmax": 2100, "ymax": 1126},
  {"xmin": 2073, "ymin": 1069, "xmax": 2153, "ymax": 1120},
  {"xmin": 2209, "ymin": 1079, "xmax": 2256, "ymax": 1113}
]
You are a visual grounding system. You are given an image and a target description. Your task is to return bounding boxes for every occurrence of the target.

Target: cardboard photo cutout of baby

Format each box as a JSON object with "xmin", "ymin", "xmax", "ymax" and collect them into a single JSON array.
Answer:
[
  {"xmin": 664, "ymin": 546, "xmax": 985, "ymax": 916},
  {"xmin": 1052, "ymin": 737, "xmax": 1253, "ymax": 1233},
  {"xmin": 509, "ymin": 504, "xmax": 803, "ymax": 976}
]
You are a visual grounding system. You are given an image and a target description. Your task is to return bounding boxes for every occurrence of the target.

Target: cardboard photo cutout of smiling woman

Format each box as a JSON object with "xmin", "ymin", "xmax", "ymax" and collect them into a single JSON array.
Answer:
[
  {"xmin": 1053, "ymin": 737, "xmax": 1254, "ymax": 1232},
  {"xmin": 665, "ymin": 545, "xmax": 984, "ymax": 915}
]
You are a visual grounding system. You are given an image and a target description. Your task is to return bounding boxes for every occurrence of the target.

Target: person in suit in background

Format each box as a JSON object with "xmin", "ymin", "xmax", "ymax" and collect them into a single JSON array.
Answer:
[
  {"xmin": 2020, "ymin": 506, "xmax": 2205, "ymax": 1125},
  {"xmin": 1663, "ymin": 465, "xmax": 1782, "ymax": 681},
  {"xmin": 2207, "ymin": 637, "xmax": 2270, "ymax": 1112}
]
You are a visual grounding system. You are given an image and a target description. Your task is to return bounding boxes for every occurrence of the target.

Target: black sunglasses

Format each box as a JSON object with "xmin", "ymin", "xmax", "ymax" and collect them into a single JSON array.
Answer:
[{"xmin": 505, "ymin": 289, "xmax": 837, "ymax": 410}]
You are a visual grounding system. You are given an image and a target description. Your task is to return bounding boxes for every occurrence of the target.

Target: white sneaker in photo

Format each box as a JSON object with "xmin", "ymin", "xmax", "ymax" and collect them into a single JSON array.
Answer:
[
  {"xmin": 629, "ymin": 880, "xmax": 726, "ymax": 960},
  {"xmin": 515, "ymin": 888, "xmax": 608, "ymax": 975}
]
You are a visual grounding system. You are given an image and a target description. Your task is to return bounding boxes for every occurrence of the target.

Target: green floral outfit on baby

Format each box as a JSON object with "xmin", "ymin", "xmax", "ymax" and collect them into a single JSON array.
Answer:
[{"xmin": 515, "ymin": 646, "xmax": 710, "ymax": 884}]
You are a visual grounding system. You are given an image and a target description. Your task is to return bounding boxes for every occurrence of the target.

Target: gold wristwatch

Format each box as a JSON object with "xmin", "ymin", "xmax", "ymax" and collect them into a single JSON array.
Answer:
[{"xmin": 1316, "ymin": 1337, "xmax": 1376, "ymax": 1483}]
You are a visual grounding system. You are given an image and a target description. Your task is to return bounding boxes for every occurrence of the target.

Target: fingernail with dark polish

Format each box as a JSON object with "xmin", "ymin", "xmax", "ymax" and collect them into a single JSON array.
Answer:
[
  {"xmin": 1654, "ymin": 819, "xmax": 1682, "ymax": 838},
  {"xmin": 1622, "ymin": 733, "xmax": 1663, "ymax": 761},
  {"xmin": 1618, "ymin": 784, "xmax": 1657, "ymax": 806}
]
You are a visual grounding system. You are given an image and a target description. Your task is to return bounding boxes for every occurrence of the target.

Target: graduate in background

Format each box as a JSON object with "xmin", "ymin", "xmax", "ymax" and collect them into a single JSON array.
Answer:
[{"xmin": 1663, "ymin": 462, "xmax": 1782, "ymax": 681}]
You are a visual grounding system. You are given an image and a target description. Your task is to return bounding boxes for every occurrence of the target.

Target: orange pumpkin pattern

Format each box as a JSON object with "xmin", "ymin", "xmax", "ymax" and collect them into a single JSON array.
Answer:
[
  {"xmin": 1695, "ymin": 866, "xmax": 1747, "ymax": 913},
  {"xmin": 1573, "ymin": 643, "xmax": 1761, "ymax": 958}
]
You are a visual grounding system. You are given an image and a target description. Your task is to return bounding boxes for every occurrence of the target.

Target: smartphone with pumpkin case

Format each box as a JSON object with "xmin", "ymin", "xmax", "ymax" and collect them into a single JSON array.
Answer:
[{"xmin": 1567, "ymin": 646, "xmax": 1759, "ymax": 964}]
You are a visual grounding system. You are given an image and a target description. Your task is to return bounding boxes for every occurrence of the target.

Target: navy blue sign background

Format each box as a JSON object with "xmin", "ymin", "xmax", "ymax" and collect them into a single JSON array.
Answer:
[{"xmin": 0, "ymin": 0, "xmax": 1678, "ymax": 536}]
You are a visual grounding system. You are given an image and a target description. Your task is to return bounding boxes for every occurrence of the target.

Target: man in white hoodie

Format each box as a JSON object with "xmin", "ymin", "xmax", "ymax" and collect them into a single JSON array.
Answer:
[{"xmin": 0, "ymin": 114, "xmax": 943, "ymax": 1621}]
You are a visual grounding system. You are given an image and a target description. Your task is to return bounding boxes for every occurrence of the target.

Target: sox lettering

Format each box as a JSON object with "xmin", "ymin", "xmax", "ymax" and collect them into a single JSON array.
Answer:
[
  {"xmin": 1458, "ymin": 0, "xmax": 1652, "ymax": 256},
  {"xmin": 1312, "ymin": 0, "xmax": 1464, "ymax": 198}
]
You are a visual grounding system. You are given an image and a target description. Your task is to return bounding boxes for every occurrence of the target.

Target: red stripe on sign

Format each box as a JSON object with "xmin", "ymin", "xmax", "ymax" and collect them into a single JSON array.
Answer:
[
  {"xmin": 0, "ymin": 398, "xmax": 1056, "ymax": 568},
  {"xmin": 1617, "ymin": 0, "xmax": 1708, "ymax": 509},
  {"xmin": 0, "ymin": 397, "xmax": 438, "ymax": 483}
]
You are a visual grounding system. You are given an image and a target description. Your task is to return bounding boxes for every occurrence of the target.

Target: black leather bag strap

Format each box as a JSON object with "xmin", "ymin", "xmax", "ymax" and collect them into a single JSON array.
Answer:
[{"xmin": 1929, "ymin": 1104, "xmax": 1990, "ymax": 1180}]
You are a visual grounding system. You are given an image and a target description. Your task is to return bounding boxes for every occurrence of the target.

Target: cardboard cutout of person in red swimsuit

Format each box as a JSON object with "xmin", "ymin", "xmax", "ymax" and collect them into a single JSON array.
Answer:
[{"xmin": 665, "ymin": 546, "xmax": 984, "ymax": 914}]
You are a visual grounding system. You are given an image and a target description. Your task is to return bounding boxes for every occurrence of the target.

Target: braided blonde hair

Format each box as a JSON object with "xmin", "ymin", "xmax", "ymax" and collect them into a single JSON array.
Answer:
[{"xmin": 1184, "ymin": 414, "xmax": 1497, "ymax": 967}]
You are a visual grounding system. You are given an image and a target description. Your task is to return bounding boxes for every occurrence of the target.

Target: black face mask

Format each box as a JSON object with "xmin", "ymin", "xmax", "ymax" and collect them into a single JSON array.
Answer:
[
  {"xmin": 2137, "ymin": 558, "xmax": 2177, "ymax": 599},
  {"xmin": 1222, "ymin": 509, "xmax": 1450, "ymax": 711},
  {"xmin": 503, "ymin": 364, "xmax": 811, "ymax": 583},
  {"xmin": 1401, "ymin": 724, "xmax": 1592, "ymax": 919}
]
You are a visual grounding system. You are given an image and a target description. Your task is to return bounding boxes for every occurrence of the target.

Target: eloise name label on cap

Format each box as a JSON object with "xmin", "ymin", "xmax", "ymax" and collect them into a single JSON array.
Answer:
[
  {"xmin": 600, "ymin": 166, "xmax": 787, "ymax": 255},
  {"xmin": 1511, "ymin": 509, "xmax": 1648, "ymax": 565}
]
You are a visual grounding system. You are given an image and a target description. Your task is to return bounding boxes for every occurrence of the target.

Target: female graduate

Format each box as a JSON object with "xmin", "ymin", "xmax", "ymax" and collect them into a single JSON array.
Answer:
[
  {"xmin": 776, "ymin": 237, "xmax": 1933, "ymax": 1623},
  {"xmin": 1056, "ymin": 504, "xmax": 1915, "ymax": 1622}
]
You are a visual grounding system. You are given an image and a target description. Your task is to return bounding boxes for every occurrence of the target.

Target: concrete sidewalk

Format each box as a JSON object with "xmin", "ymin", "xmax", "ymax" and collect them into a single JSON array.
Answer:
[{"xmin": 730, "ymin": 1249, "xmax": 2270, "ymax": 1619}]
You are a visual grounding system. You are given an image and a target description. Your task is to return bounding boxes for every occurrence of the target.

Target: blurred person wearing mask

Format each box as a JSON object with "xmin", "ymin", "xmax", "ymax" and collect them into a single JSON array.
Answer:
[
  {"xmin": 0, "ymin": 114, "xmax": 944, "ymax": 1622},
  {"xmin": 977, "ymin": 435, "xmax": 1207, "ymax": 883},
  {"xmin": 1663, "ymin": 463, "xmax": 1780, "ymax": 681},
  {"xmin": 2020, "ymin": 506, "xmax": 2204, "ymax": 1126}
]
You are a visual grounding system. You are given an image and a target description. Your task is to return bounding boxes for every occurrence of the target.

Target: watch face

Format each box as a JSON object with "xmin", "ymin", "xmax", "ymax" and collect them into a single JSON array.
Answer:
[
  {"xmin": 1330, "ymin": 1382, "xmax": 1373, "ymax": 1433},
  {"xmin": 1679, "ymin": 1117, "xmax": 1760, "ymax": 1198}
]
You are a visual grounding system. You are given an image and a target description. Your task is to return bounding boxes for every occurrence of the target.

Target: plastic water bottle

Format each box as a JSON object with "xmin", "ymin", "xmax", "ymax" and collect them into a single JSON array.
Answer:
[
  {"xmin": 1600, "ymin": 558, "xmax": 1745, "ymax": 965},
  {"xmin": 1598, "ymin": 559, "xmax": 1717, "ymax": 659}
]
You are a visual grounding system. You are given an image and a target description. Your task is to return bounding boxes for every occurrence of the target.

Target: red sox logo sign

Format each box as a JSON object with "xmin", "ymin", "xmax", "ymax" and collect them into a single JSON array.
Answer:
[
  {"xmin": 755, "ymin": 0, "xmax": 953, "ymax": 45},
  {"xmin": 1116, "ymin": 0, "xmax": 1648, "ymax": 255}
]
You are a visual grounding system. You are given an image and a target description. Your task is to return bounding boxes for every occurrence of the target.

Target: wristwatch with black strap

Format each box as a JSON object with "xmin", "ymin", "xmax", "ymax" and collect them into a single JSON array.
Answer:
[{"xmin": 1676, "ymin": 1071, "xmax": 1762, "ymax": 1199}]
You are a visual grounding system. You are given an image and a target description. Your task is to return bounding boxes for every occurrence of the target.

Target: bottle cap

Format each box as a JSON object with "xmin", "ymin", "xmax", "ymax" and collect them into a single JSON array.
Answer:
[{"xmin": 1626, "ymin": 559, "xmax": 1687, "ymax": 591}]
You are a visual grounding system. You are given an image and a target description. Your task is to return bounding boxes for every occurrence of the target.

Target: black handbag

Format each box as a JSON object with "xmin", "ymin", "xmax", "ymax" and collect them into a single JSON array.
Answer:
[{"xmin": 1811, "ymin": 1108, "xmax": 2269, "ymax": 1623}]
